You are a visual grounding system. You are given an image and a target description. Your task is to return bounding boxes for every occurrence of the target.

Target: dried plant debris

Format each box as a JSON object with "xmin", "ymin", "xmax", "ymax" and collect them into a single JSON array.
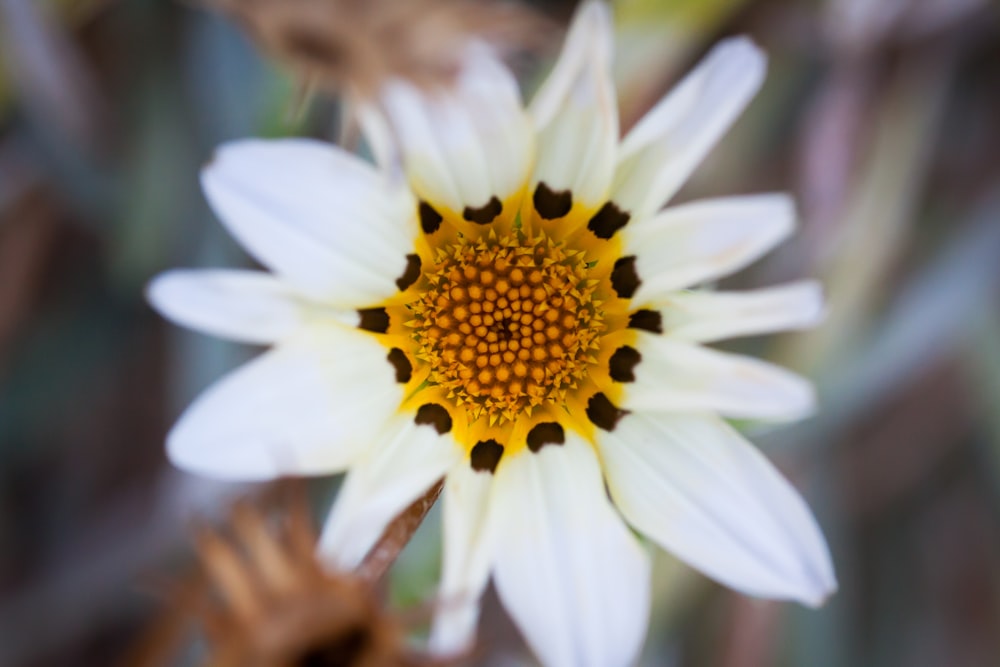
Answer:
[
  {"xmin": 206, "ymin": 0, "xmax": 548, "ymax": 97},
  {"xmin": 128, "ymin": 487, "xmax": 441, "ymax": 667}
]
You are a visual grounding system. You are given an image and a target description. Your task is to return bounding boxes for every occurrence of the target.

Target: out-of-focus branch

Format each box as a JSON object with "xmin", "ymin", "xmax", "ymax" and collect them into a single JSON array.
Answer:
[
  {"xmin": 718, "ymin": 598, "xmax": 782, "ymax": 667},
  {"xmin": 0, "ymin": 475, "xmax": 248, "ymax": 667},
  {"xmin": 0, "ymin": 0, "xmax": 109, "ymax": 155},
  {"xmin": 788, "ymin": 37, "xmax": 958, "ymax": 373}
]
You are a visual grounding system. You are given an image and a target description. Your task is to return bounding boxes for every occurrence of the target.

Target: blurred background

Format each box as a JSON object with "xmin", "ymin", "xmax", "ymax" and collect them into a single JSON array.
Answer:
[{"xmin": 1, "ymin": 0, "xmax": 999, "ymax": 665}]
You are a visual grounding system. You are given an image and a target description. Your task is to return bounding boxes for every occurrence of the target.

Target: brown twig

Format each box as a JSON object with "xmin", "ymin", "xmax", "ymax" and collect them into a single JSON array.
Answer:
[{"xmin": 358, "ymin": 479, "xmax": 445, "ymax": 584}]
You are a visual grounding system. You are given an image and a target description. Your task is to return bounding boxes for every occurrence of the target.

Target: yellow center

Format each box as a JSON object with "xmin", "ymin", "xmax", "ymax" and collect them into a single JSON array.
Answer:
[
  {"xmin": 408, "ymin": 231, "xmax": 604, "ymax": 424},
  {"xmin": 377, "ymin": 190, "xmax": 635, "ymax": 457}
]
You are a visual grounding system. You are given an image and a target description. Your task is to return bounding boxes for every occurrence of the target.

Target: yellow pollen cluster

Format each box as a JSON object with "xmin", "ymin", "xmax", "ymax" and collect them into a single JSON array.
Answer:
[{"xmin": 408, "ymin": 231, "xmax": 604, "ymax": 423}]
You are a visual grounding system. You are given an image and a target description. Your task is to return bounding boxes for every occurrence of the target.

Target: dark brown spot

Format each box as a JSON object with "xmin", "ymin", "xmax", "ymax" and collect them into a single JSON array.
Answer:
[
  {"xmin": 295, "ymin": 625, "xmax": 369, "ymax": 667},
  {"xmin": 609, "ymin": 346, "xmax": 641, "ymax": 382},
  {"xmin": 470, "ymin": 439, "xmax": 504, "ymax": 473},
  {"xmin": 357, "ymin": 307, "xmax": 389, "ymax": 333},
  {"xmin": 419, "ymin": 201, "xmax": 443, "ymax": 234},
  {"xmin": 415, "ymin": 403, "xmax": 452, "ymax": 434},
  {"xmin": 462, "ymin": 196, "xmax": 502, "ymax": 224},
  {"xmin": 527, "ymin": 422, "xmax": 565, "ymax": 453},
  {"xmin": 586, "ymin": 393, "xmax": 629, "ymax": 432},
  {"xmin": 628, "ymin": 309, "xmax": 663, "ymax": 333},
  {"xmin": 284, "ymin": 29, "xmax": 346, "ymax": 66},
  {"xmin": 587, "ymin": 202, "xmax": 631, "ymax": 239},
  {"xmin": 387, "ymin": 348, "xmax": 411, "ymax": 383},
  {"xmin": 533, "ymin": 182, "xmax": 572, "ymax": 220},
  {"xmin": 611, "ymin": 256, "xmax": 640, "ymax": 299},
  {"xmin": 396, "ymin": 254, "xmax": 421, "ymax": 291}
]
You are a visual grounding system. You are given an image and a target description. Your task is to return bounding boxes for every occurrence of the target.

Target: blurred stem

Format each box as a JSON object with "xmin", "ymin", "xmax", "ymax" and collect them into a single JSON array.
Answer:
[
  {"xmin": 357, "ymin": 479, "xmax": 444, "ymax": 583},
  {"xmin": 964, "ymin": 311, "xmax": 1000, "ymax": 483},
  {"xmin": 788, "ymin": 40, "xmax": 957, "ymax": 373}
]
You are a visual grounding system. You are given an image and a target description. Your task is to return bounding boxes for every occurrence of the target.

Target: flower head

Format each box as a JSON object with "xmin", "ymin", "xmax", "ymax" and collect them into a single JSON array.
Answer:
[{"xmin": 149, "ymin": 2, "xmax": 836, "ymax": 665}]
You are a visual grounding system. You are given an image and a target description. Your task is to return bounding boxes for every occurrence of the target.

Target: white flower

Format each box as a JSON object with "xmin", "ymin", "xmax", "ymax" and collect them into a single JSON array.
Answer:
[{"xmin": 148, "ymin": 2, "xmax": 836, "ymax": 665}]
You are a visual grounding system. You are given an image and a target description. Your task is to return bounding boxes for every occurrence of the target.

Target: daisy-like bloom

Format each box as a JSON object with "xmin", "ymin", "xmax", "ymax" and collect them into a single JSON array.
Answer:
[{"xmin": 149, "ymin": 2, "xmax": 836, "ymax": 665}]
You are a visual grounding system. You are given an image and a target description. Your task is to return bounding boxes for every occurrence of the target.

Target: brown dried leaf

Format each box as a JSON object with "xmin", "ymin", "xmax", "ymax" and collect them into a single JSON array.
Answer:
[{"xmin": 205, "ymin": 0, "xmax": 549, "ymax": 98}]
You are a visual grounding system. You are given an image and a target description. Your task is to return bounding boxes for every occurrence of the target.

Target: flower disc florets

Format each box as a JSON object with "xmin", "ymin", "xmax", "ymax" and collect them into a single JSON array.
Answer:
[{"xmin": 408, "ymin": 230, "xmax": 604, "ymax": 424}]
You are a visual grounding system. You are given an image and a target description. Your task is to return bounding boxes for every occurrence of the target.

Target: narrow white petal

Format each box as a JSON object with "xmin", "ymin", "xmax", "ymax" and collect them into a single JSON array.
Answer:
[
  {"xmin": 613, "ymin": 37, "xmax": 766, "ymax": 219},
  {"xmin": 167, "ymin": 325, "xmax": 402, "ymax": 480},
  {"xmin": 147, "ymin": 269, "xmax": 349, "ymax": 344},
  {"xmin": 318, "ymin": 415, "xmax": 461, "ymax": 569},
  {"xmin": 380, "ymin": 46, "xmax": 532, "ymax": 213},
  {"xmin": 202, "ymin": 139, "xmax": 417, "ymax": 306},
  {"xmin": 624, "ymin": 194, "xmax": 795, "ymax": 303},
  {"xmin": 458, "ymin": 47, "xmax": 537, "ymax": 202},
  {"xmin": 381, "ymin": 82, "xmax": 462, "ymax": 208},
  {"xmin": 491, "ymin": 439, "xmax": 650, "ymax": 667},
  {"xmin": 529, "ymin": 1, "xmax": 617, "ymax": 206},
  {"xmin": 423, "ymin": 87, "xmax": 494, "ymax": 208},
  {"xmin": 660, "ymin": 281, "xmax": 826, "ymax": 343},
  {"xmin": 530, "ymin": 1, "xmax": 611, "ymax": 129},
  {"xmin": 429, "ymin": 464, "xmax": 497, "ymax": 656},
  {"xmin": 597, "ymin": 412, "xmax": 836, "ymax": 606},
  {"xmin": 356, "ymin": 101, "xmax": 397, "ymax": 173},
  {"xmin": 620, "ymin": 332, "xmax": 815, "ymax": 421}
]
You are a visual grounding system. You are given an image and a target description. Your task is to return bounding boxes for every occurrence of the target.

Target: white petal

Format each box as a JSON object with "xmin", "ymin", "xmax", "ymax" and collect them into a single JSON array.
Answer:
[
  {"xmin": 356, "ymin": 101, "xmax": 397, "ymax": 173},
  {"xmin": 147, "ymin": 269, "xmax": 350, "ymax": 344},
  {"xmin": 620, "ymin": 332, "xmax": 815, "ymax": 421},
  {"xmin": 624, "ymin": 194, "xmax": 795, "ymax": 303},
  {"xmin": 202, "ymin": 138, "xmax": 417, "ymax": 306},
  {"xmin": 613, "ymin": 37, "xmax": 766, "ymax": 219},
  {"xmin": 660, "ymin": 281, "xmax": 826, "ymax": 343},
  {"xmin": 529, "ymin": 0, "xmax": 617, "ymax": 207},
  {"xmin": 318, "ymin": 415, "xmax": 461, "ymax": 569},
  {"xmin": 429, "ymin": 464, "xmax": 496, "ymax": 656},
  {"xmin": 380, "ymin": 45, "xmax": 532, "ymax": 213},
  {"xmin": 167, "ymin": 325, "xmax": 402, "ymax": 480},
  {"xmin": 596, "ymin": 411, "xmax": 836, "ymax": 606},
  {"xmin": 491, "ymin": 438, "xmax": 650, "ymax": 667}
]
